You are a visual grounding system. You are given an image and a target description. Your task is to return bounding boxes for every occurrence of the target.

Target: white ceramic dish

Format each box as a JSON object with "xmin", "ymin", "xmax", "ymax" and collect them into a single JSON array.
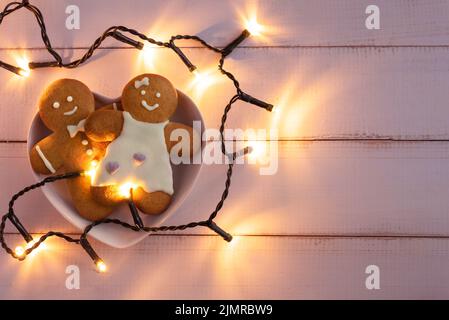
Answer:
[{"xmin": 27, "ymin": 90, "xmax": 204, "ymax": 248}]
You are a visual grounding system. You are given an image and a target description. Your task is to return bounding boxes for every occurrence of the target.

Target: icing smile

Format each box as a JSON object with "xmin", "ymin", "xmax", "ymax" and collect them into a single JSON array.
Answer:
[
  {"xmin": 64, "ymin": 106, "xmax": 78, "ymax": 116},
  {"xmin": 141, "ymin": 100, "xmax": 159, "ymax": 111}
]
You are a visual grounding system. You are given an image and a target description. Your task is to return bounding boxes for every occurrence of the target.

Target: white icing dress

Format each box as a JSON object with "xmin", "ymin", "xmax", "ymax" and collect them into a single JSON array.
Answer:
[{"xmin": 92, "ymin": 111, "xmax": 173, "ymax": 195}]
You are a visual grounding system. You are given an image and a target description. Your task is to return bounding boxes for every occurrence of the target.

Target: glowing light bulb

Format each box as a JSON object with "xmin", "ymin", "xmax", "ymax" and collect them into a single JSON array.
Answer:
[
  {"xmin": 228, "ymin": 235, "xmax": 240, "ymax": 248},
  {"xmin": 14, "ymin": 246, "xmax": 25, "ymax": 257},
  {"xmin": 192, "ymin": 70, "xmax": 204, "ymax": 81},
  {"xmin": 245, "ymin": 18, "xmax": 264, "ymax": 36},
  {"xmin": 118, "ymin": 182, "xmax": 138, "ymax": 199},
  {"xmin": 18, "ymin": 69, "xmax": 30, "ymax": 77},
  {"xmin": 83, "ymin": 160, "xmax": 99, "ymax": 181},
  {"xmin": 15, "ymin": 56, "xmax": 30, "ymax": 77},
  {"xmin": 247, "ymin": 140, "xmax": 267, "ymax": 163},
  {"xmin": 191, "ymin": 69, "xmax": 217, "ymax": 94},
  {"xmin": 96, "ymin": 260, "xmax": 107, "ymax": 273},
  {"xmin": 139, "ymin": 45, "xmax": 157, "ymax": 70}
]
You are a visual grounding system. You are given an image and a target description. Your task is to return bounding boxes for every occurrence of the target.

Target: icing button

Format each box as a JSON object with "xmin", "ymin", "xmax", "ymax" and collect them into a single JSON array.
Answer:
[
  {"xmin": 106, "ymin": 161, "xmax": 120, "ymax": 175},
  {"xmin": 133, "ymin": 152, "xmax": 146, "ymax": 166}
]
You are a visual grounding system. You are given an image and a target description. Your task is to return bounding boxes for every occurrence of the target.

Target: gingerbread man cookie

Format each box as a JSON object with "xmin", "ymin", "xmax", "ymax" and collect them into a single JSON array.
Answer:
[
  {"xmin": 29, "ymin": 79, "xmax": 114, "ymax": 221},
  {"xmin": 85, "ymin": 73, "xmax": 199, "ymax": 215}
]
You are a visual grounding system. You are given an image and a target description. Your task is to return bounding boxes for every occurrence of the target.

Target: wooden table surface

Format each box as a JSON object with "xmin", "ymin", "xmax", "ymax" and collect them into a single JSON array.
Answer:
[{"xmin": 1, "ymin": 0, "xmax": 449, "ymax": 299}]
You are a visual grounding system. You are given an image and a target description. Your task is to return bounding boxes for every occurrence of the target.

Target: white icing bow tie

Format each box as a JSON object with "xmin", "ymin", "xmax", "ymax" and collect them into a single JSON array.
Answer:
[
  {"xmin": 134, "ymin": 77, "xmax": 149, "ymax": 89},
  {"xmin": 67, "ymin": 119, "xmax": 86, "ymax": 138}
]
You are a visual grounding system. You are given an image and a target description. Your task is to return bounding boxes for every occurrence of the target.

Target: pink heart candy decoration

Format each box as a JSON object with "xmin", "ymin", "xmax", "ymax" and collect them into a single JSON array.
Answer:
[
  {"xmin": 106, "ymin": 161, "xmax": 120, "ymax": 175},
  {"xmin": 133, "ymin": 152, "xmax": 146, "ymax": 166}
]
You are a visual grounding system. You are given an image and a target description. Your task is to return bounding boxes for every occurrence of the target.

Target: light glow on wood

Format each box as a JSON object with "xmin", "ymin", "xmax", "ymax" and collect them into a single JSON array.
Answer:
[{"xmin": 27, "ymin": 240, "xmax": 47, "ymax": 257}]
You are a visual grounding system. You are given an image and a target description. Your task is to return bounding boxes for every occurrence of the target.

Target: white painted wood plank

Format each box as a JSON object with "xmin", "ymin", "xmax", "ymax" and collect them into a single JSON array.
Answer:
[
  {"xmin": 3, "ymin": 141, "xmax": 449, "ymax": 236},
  {"xmin": 2, "ymin": 47, "xmax": 449, "ymax": 140},
  {"xmin": 1, "ymin": 0, "xmax": 449, "ymax": 48},
  {"xmin": 1, "ymin": 235, "xmax": 448, "ymax": 299}
]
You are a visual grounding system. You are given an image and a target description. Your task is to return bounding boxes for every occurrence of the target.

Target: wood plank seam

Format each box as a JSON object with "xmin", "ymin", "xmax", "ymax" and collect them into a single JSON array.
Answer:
[
  {"xmin": 5, "ymin": 45, "xmax": 449, "ymax": 50},
  {"xmin": 6, "ymin": 139, "xmax": 449, "ymax": 143},
  {"xmin": 5, "ymin": 232, "xmax": 449, "ymax": 239}
]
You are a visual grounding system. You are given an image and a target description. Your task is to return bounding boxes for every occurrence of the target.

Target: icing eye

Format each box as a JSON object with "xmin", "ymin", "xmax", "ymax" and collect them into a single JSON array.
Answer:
[
  {"xmin": 52, "ymin": 102, "xmax": 60, "ymax": 109},
  {"xmin": 140, "ymin": 90, "xmax": 146, "ymax": 96},
  {"xmin": 67, "ymin": 96, "xmax": 73, "ymax": 102},
  {"xmin": 156, "ymin": 92, "xmax": 161, "ymax": 98}
]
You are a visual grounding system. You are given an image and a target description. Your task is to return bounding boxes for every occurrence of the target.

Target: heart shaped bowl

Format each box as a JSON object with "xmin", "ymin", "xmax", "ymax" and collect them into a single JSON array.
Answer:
[{"xmin": 27, "ymin": 90, "xmax": 204, "ymax": 248}]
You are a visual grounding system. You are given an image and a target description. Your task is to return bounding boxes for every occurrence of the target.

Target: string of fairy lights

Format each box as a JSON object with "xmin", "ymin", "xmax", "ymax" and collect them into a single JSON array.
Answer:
[{"xmin": 0, "ymin": 0, "xmax": 274, "ymax": 272}]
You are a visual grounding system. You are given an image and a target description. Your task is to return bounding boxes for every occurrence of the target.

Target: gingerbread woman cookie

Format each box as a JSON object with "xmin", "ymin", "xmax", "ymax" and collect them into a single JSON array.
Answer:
[
  {"xmin": 29, "ymin": 79, "xmax": 114, "ymax": 221},
  {"xmin": 85, "ymin": 73, "xmax": 199, "ymax": 215}
]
